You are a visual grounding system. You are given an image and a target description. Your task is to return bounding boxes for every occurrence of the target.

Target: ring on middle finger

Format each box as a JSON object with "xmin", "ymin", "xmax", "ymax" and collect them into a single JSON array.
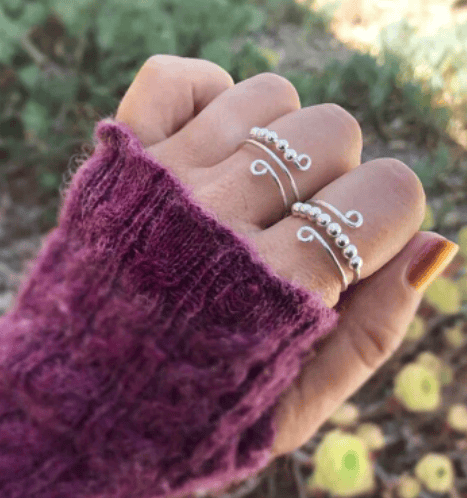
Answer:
[{"xmin": 241, "ymin": 127, "xmax": 313, "ymax": 214}]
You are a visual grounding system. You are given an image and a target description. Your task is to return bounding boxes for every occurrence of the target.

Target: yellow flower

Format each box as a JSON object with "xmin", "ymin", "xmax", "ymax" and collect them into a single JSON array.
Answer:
[
  {"xmin": 356, "ymin": 423, "xmax": 385, "ymax": 451},
  {"xmin": 404, "ymin": 315, "xmax": 426, "ymax": 342},
  {"xmin": 397, "ymin": 474, "xmax": 421, "ymax": 498},
  {"xmin": 394, "ymin": 363, "xmax": 441, "ymax": 412},
  {"xmin": 307, "ymin": 429, "xmax": 375, "ymax": 497},
  {"xmin": 447, "ymin": 404, "xmax": 467, "ymax": 433},
  {"xmin": 414, "ymin": 453, "xmax": 454, "ymax": 493},
  {"xmin": 415, "ymin": 351, "xmax": 443, "ymax": 378},
  {"xmin": 329, "ymin": 402, "xmax": 360, "ymax": 427},
  {"xmin": 444, "ymin": 324, "xmax": 466, "ymax": 348},
  {"xmin": 423, "ymin": 276, "xmax": 461, "ymax": 314}
]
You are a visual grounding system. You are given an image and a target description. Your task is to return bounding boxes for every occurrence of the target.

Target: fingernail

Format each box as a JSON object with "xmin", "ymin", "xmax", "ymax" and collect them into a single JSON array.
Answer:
[{"xmin": 406, "ymin": 238, "xmax": 459, "ymax": 294}]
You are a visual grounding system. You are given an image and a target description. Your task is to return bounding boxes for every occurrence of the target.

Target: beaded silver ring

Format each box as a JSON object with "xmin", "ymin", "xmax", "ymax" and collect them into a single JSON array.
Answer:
[
  {"xmin": 241, "ymin": 127, "xmax": 313, "ymax": 214},
  {"xmin": 291, "ymin": 200, "xmax": 364, "ymax": 291}
]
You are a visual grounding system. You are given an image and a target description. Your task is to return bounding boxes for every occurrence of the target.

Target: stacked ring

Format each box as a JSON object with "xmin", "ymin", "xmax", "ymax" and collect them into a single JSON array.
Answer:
[
  {"xmin": 243, "ymin": 125, "xmax": 363, "ymax": 291},
  {"xmin": 241, "ymin": 127, "xmax": 312, "ymax": 214},
  {"xmin": 291, "ymin": 200, "xmax": 364, "ymax": 289}
]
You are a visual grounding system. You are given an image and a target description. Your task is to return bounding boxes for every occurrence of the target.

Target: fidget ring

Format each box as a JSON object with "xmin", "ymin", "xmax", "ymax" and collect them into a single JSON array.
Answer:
[
  {"xmin": 242, "ymin": 127, "xmax": 313, "ymax": 213},
  {"xmin": 291, "ymin": 200, "xmax": 364, "ymax": 289}
]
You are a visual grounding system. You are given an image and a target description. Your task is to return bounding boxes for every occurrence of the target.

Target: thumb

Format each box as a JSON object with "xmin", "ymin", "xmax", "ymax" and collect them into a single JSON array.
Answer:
[
  {"xmin": 271, "ymin": 231, "xmax": 459, "ymax": 456},
  {"xmin": 331, "ymin": 230, "xmax": 460, "ymax": 370}
]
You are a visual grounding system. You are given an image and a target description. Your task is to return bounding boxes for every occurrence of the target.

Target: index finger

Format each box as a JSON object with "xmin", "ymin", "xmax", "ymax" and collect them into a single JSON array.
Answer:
[{"xmin": 115, "ymin": 55, "xmax": 235, "ymax": 147}]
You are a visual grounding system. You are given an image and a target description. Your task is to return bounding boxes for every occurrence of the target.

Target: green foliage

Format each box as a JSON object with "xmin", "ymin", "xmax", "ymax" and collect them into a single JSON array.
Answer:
[
  {"xmin": 1, "ymin": 0, "xmax": 291, "ymax": 196},
  {"xmin": 284, "ymin": 48, "xmax": 452, "ymax": 153},
  {"xmin": 376, "ymin": 19, "xmax": 467, "ymax": 115},
  {"xmin": 412, "ymin": 142, "xmax": 454, "ymax": 191}
]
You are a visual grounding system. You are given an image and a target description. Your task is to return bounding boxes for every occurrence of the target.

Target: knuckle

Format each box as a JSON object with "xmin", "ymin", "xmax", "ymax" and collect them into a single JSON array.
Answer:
[
  {"xmin": 251, "ymin": 72, "xmax": 301, "ymax": 109},
  {"xmin": 345, "ymin": 315, "xmax": 401, "ymax": 371},
  {"xmin": 142, "ymin": 54, "xmax": 234, "ymax": 87},
  {"xmin": 319, "ymin": 103, "xmax": 363, "ymax": 149},
  {"xmin": 143, "ymin": 54, "xmax": 180, "ymax": 71},
  {"xmin": 195, "ymin": 58, "xmax": 235, "ymax": 86}
]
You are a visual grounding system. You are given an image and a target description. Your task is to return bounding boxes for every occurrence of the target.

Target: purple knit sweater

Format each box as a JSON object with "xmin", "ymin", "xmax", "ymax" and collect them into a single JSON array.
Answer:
[{"xmin": 0, "ymin": 118, "xmax": 340, "ymax": 498}]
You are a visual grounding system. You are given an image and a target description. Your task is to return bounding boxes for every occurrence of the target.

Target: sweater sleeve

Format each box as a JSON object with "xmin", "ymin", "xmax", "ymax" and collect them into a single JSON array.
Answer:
[{"xmin": 0, "ymin": 118, "xmax": 340, "ymax": 498}]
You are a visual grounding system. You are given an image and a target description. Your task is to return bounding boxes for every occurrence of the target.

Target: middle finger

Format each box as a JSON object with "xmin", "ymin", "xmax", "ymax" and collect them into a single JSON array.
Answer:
[{"xmin": 196, "ymin": 103, "xmax": 363, "ymax": 230}]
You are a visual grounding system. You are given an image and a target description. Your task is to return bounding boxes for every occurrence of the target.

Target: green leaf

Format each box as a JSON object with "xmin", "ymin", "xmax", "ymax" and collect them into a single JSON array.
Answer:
[
  {"xmin": 96, "ymin": 8, "xmax": 122, "ymax": 50},
  {"xmin": 244, "ymin": 4, "xmax": 267, "ymax": 32},
  {"xmin": 0, "ymin": 12, "xmax": 24, "ymax": 39},
  {"xmin": 39, "ymin": 171, "xmax": 60, "ymax": 191},
  {"xmin": 50, "ymin": 0, "xmax": 97, "ymax": 36},
  {"xmin": 21, "ymin": 100, "xmax": 49, "ymax": 137},
  {"xmin": 200, "ymin": 39, "xmax": 234, "ymax": 73},
  {"xmin": 17, "ymin": 64, "xmax": 41, "ymax": 89},
  {"xmin": 1, "ymin": 0, "xmax": 23, "ymax": 12},
  {"xmin": 37, "ymin": 73, "xmax": 79, "ymax": 104},
  {"xmin": 21, "ymin": 2, "xmax": 48, "ymax": 26},
  {"xmin": 0, "ymin": 38, "xmax": 16, "ymax": 64}
]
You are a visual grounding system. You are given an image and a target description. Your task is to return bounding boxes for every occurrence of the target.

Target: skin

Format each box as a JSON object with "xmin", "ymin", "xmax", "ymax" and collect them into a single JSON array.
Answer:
[{"xmin": 115, "ymin": 54, "xmax": 438, "ymax": 458}]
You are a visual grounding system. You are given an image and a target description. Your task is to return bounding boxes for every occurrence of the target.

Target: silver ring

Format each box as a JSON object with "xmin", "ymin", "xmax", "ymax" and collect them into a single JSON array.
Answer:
[
  {"xmin": 250, "ymin": 127, "xmax": 312, "ymax": 172},
  {"xmin": 296, "ymin": 225, "xmax": 349, "ymax": 292},
  {"xmin": 242, "ymin": 139, "xmax": 292, "ymax": 213},
  {"xmin": 292, "ymin": 201, "xmax": 364, "ymax": 289},
  {"xmin": 242, "ymin": 127, "xmax": 313, "ymax": 215}
]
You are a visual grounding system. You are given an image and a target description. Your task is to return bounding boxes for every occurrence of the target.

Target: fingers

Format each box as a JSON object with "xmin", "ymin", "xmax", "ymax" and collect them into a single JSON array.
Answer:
[
  {"xmin": 270, "ymin": 231, "xmax": 459, "ymax": 456},
  {"xmin": 147, "ymin": 72, "xmax": 301, "ymax": 178},
  {"xmin": 196, "ymin": 103, "xmax": 362, "ymax": 229},
  {"xmin": 255, "ymin": 158, "xmax": 426, "ymax": 308},
  {"xmin": 115, "ymin": 55, "xmax": 235, "ymax": 147}
]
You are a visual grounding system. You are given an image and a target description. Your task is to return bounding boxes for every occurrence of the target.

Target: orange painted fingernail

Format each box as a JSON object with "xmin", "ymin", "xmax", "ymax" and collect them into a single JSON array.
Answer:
[{"xmin": 406, "ymin": 238, "xmax": 459, "ymax": 294}]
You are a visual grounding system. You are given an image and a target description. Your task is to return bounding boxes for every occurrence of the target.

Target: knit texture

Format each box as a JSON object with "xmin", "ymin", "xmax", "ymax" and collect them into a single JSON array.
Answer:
[{"xmin": 0, "ymin": 118, "xmax": 340, "ymax": 498}]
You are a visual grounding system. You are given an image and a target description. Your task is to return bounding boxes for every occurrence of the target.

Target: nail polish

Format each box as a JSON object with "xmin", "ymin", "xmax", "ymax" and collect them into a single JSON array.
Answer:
[{"xmin": 406, "ymin": 238, "xmax": 459, "ymax": 294}]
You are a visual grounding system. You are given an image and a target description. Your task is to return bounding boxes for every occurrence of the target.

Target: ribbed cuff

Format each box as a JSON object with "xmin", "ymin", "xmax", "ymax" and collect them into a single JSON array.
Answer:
[{"xmin": 0, "ymin": 118, "xmax": 340, "ymax": 498}]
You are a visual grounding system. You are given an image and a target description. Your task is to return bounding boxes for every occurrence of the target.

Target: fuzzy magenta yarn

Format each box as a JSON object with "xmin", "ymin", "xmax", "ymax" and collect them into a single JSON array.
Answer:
[{"xmin": 0, "ymin": 118, "xmax": 340, "ymax": 497}]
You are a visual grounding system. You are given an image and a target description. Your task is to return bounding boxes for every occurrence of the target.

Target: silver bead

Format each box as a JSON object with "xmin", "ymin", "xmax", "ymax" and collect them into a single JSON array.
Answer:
[
  {"xmin": 349, "ymin": 256, "xmax": 363, "ymax": 272},
  {"xmin": 316, "ymin": 213, "xmax": 332, "ymax": 227},
  {"xmin": 277, "ymin": 139, "xmax": 289, "ymax": 151},
  {"xmin": 257, "ymin": 128, "xmax": 268, "ymax": 139},
  {"xmin": 326, "ymin": 222, "xmax": 342, "ymax": 238},
  {"xmin": 250, "ymin": 127, "xmax": 260, "ymax": 138},
  {"xmin": 291, "ymin": 202, "xmax": 302, "ymax": 216},
  {"xmin": 308, "ymin": 206, "xmax": 321, "ymax": 220},
  {"xmin": 299, "ymin": 204, "xmax": 312, "ymax": 217},
  {"xmin": 284, "ymin": 149, "xmax": 298, "ymax": 161},
  {"xmin": 266, "ymin": 131, "xmax": 279, "ymax": 143},
  {"xmin": 343, "ymin": 244, "xmax": 358, "ymax": 260},
  {"xmin": 335, "ymin": 234, "xmax": 350, "ymax": 248}
]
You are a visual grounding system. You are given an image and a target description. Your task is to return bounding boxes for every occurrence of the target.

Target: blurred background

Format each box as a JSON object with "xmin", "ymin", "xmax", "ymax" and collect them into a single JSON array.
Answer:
[{"xmin": 1, "ymin": 0, "xmax": 467, "ymax": 497}]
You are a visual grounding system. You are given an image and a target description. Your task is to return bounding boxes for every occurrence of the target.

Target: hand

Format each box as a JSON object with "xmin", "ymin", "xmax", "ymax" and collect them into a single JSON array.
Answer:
[{"xmin": 115, "ymin": 55, "xmax": 457, "ymax": 458}]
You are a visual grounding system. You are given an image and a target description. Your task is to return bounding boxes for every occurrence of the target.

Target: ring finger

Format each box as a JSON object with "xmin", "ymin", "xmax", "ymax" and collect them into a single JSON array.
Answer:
[{"xmin": 255, "ymin": 158, "xmax": 426, "ymax": 308}]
